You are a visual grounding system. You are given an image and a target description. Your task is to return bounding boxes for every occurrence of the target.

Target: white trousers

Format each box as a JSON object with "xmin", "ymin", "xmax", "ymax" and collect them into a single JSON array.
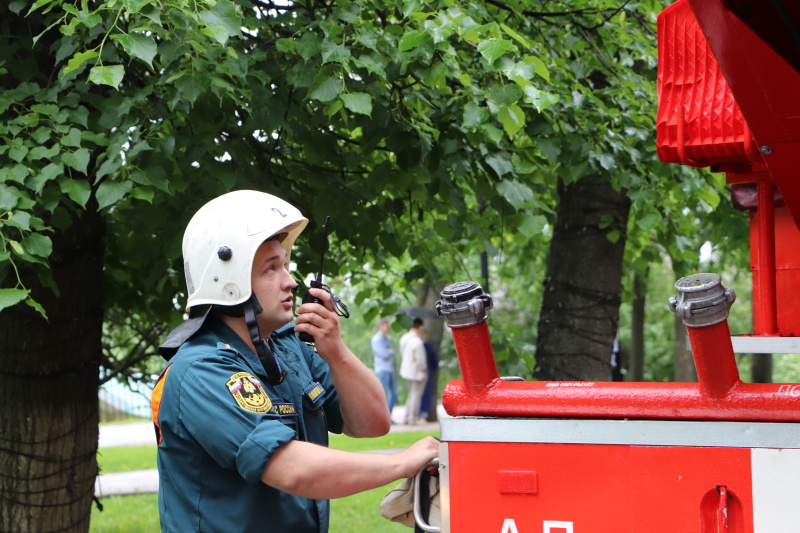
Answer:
[{"xmin": 404, "ymin": 378, "xmax": 426, "ymax": 424}]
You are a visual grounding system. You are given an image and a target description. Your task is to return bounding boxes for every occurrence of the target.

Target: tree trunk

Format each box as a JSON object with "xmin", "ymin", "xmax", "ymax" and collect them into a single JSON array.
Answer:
[
  {"xmin": 673, "ymin": 314, "xmax": 697, "ymax": 382},
  {"xmin": 0, "ymin": 210, "xmax": 104, "ymax": 532},
  {"xmin": 671, "ymin": 261, "xmax": 697, "ymax": 383},
  {"xmin": 628, "ymin": 268, "xmax": 647, "ymax": 381},
  {"xmin": 534, "ymin": 174, "xmax": 631, "ymax": 381},
  {"xmin": 751, "ymin": 354, "xmax": 773, "ymax": 383}
]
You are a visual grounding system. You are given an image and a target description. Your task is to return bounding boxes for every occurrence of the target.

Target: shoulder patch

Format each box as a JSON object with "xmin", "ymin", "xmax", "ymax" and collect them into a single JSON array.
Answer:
[
  {"xmin": 226, "ymin": 372, "xmax": 273, "ymax": 413},
  {"xmin": 305, "ymin": 382, "xmax": 326, "ymax": 404}
]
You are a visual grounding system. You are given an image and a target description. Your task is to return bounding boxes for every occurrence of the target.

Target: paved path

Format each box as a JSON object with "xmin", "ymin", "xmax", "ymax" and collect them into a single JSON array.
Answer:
[{"xmin": 95, "ymin": 406, "xmax": 446, "ymax": 498}]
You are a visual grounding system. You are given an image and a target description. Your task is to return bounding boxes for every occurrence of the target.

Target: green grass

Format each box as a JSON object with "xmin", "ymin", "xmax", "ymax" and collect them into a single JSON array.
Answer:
[
  {"xmin": 91, "ymin": 429, "xmax": 438, "ymax": 532},
  {"xmin": 97, "ymin": 445, "xmax": 158, "ymax": 473},
  {"xmin": 97, "ymin": 430, "xmax": 437, "ymax": 474},
  {"xmin": 90, "ymin": 485, "xmax": 408, "ymax": 532},
  {"xmin": 90, "ymin": 495, "xmax": 159, "ymax": 533}
]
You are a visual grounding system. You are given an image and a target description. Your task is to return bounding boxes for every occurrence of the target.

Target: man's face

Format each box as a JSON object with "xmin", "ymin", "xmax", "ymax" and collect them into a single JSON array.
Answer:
[
  {"xmin": 379, "ymin": 322, "xmax": 390, "ymax": 335},
  {"xmin": 250, "ymin": 238, "xmax": 297, "ymax": 335}
]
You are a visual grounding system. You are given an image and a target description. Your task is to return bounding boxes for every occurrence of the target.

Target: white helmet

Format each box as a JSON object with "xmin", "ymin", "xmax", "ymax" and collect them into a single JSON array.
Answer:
[{"xmin": 182, "ymin": 190, "xmax": 308, "ymax": 310}]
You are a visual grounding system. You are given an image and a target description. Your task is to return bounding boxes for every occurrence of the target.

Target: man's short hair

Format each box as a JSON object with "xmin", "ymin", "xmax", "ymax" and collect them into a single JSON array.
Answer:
[{"xmin": 412, "ymin": 318, "xmax": 424, "ymax": 328}]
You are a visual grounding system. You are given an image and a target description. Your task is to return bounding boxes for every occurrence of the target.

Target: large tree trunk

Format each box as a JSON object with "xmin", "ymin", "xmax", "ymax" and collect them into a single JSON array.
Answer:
[
  {"xmin": 534, "ymin": 174, "xmax": 631, "ymax": 381},
  {"xmin": 0, "ymin": 209, "xmax": 104, "ymax": 532}
]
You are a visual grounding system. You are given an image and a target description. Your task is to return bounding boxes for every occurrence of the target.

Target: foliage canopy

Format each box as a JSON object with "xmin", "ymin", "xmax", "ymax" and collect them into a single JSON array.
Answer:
[{"xmin": 0, "ymin": 0, "xmax": 732, "ymax": 373}]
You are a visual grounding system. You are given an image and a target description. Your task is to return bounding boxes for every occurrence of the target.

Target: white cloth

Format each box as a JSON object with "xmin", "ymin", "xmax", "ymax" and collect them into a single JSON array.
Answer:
[{"xmin": 380, "ymin": 476, "xmax": 441, "ymax": 528}]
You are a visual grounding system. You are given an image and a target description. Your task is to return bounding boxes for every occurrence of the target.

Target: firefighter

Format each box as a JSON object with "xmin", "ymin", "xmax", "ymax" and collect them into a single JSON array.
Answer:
[{"xmin": 151, "ymin": 190, "xmax": 439, "ymax": 532}]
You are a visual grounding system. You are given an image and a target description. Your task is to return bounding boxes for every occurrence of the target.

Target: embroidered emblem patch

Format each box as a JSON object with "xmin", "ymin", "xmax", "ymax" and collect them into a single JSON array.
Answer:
[
  {"xmin": 273, "ymin": 402, "xmax": 298, "ymax": 417},
  {"xmin": 305, "ymin": 382, "xmax": 326, "ymax": 404},
  {"xmin": 227, "ymin": 372, "xmax": 272, "ymax": 413}
]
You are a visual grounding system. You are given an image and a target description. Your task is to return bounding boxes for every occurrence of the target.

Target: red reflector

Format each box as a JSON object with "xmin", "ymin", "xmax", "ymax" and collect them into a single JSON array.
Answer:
[{"xmin": 498, "ymin": 470, "xmax": 538, "ymax": 495}]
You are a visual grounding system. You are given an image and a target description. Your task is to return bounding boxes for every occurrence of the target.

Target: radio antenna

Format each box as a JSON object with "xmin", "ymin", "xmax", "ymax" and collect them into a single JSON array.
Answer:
[{"xmin": 315, "ymin": 216, "xmax": 330, "ymax": 283}]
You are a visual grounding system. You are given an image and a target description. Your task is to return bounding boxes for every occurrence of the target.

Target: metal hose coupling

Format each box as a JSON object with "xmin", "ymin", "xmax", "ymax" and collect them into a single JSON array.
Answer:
[
  {"xmin": 668, "ymin": 273, "xmax": 736, "ymax": 327},
  {"xmin": 435, "ymin": 281, "xmax": 493, "ymax": 327}
]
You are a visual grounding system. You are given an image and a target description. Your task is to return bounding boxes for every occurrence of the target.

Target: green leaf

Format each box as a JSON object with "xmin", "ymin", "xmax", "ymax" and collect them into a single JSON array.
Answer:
[
  {"xmin": 537, "ymin": 138, "xmax": 561, "ymax": 163},
  {"xmin": 321, "ymin": 41, "xmax": 351, "ymax": 64},
  {"xmin": 477, "ymin": 39, "xmax": 512, "ymax": 63},
  {"xmin": 433, "ymin": 218, "xmax": 455, "ymax": 240},
  {"xmin": 131, "ymin": 186, "xmax": 155, "ymax": 203},
  {"xmin": 399, "ymin": 30, "xmax": 431, "ymax": 52},
  {"xmin": 122, "ymin": 0, "xmax": 153, "ymax": 13},
  {"xmin": 202, "ymin": 25, "xmax": 230, "ymax": 45},
  {"xmin": 31, "ymin": 163, "xmax": 63, "ymax": 194},
  {"xmin": 63, "ymin": 49, "xmax": 99, "ymax": 76},
  {"xmin": 326, "ymin": 99, "xmax": 344, "ymax": 117},
  {"xmin": 592, "ymin": 152, "xmax": 616, "ymax": 171},
  {"xmin": 25, "ymin": 297, "xmax": 47, "ymax": 319},
  {"xmin": 697, "ymin": 189, "xmax": 720, "ymax": 209},
  {"xmin": 481, "ymin": 123, "xmax": 503, "ymax": 145},
  {"xmin": 0, "ymin": 289, "xmax": 29, "ymax": 312},
  {"xmin": 9, "ymin": 211, "xmax": 31, "ymax": 231},
  {"xmin": 21, "ymin": 233, "xmax": 52, "ymax": 258},
  {"xmin": 419, "ymin": 61, "xmax": 447, "ymax": 87},
  {"xmin": 8, "ymin": 145, "xmax": 28, "ymax": 163},
  {"xmin": 463, "ymin": 102, "xmax": 486, "ymax": 127},
  {"xmin": 485, "ymin": 153, "xmax": 513, "ymax": 178},
  {"xmin": 112, "ymin": 33, "xmax": 157, "ymax": 68},
  {"xmin": 529, "ymin": 55, "xmax": 550, "ymax": 82},
  {"xmin": 0, "ymin": 187, "xmax": 18, "ymax": 210},
  {"xmin": 62, "ymin": 127, "xmax": 82, "ymax": 147},
  {"xmin": 62, "ymin": 148, "xmax": 90, "ymax": 173},
  {"xmin": 88, "ymin": 65, "xmax": 125, "ymax": 88},
  {"xmin": 296, "ymin": 33, "xmax": 322, "ymax": 61},
  {"xmin": 497, "ymin": 105, "xmax": 525, "ymax": 137},
  {"xmin": 307, "ymin": 69, "xmax": 342, "ymax": 103},
  {"xmin": 29, "ymin": 144, "xmax": 61, "ymax": 160},
  {"xmin": 500, "ymin": 23, "xmax": 530, "ymax": 50},
  {"xmin": 174, "ymin": 71, "xmax": 209, "ymax": 104},
  {"xmin": 9, "ymin": 0, "xmax": 27, "ymax": 14},
  {"xmin": 200, "ymin": 0, "xmax": 241, "ymax": 39},
  {"xmin": 59, "ymin": 178, "xmax": 92, "ymax": 207},
  {"xmin": 636, "ymin": 212, "xmax": 662, "ymax": 231},
  {"xmin": 96, "ymin": 181, "xmax": 133, "ymax": 211},
  {"xmin": 497, "ymin": 179, "xmax": 533, "ymax": 210},
  {"xmin": 340, "ymin": 93, "xmax": 372, "ymax": 116},
  {"xmin": 9, "ymin": 240, "xmax": 24, "ymax": 256},
  {"xmin": 519, "ymin": 214, "xmax": 547, "ymax": 238},
  {"xmin": 488, "ymin": 84, "xmax": 522, "ymax": 106},
  {"xmin": 523, "ymin": 85, "xmax": 559, "ymax": 112}
]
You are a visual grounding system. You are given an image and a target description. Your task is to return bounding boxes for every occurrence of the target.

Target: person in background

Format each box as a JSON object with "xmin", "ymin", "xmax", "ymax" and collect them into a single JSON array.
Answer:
[
  {"xmin": 371, "ymin": 318, "xmax": 397, "ymax": 419},
  {"xmin": 419, "ymin": 338, "xmax": 440, "ymax": 421},
  {"xmin": 399, "ymin": 318, "xmax": 427, "ymax": 425},
  {"xmin": 151, "ymin": 190, "xmax": 438, "ymax": 532}
]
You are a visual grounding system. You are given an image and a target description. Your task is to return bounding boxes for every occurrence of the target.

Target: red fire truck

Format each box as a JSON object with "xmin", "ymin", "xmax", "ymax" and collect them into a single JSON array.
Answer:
[{"xmin": 420, "ymin": 1, "xmax": 800, "ymax": 531}]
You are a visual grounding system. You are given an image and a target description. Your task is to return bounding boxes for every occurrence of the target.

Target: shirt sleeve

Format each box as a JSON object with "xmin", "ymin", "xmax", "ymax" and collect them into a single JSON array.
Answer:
[{"xmin": 173, "ymin": 356, "xmax": 298, "ymax": 484}]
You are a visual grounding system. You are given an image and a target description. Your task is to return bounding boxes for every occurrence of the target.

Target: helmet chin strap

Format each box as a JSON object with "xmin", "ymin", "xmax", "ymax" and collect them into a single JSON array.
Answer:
[{"xmin": 242, "ymin": 296, "xmax": 286, "ymax": 385}]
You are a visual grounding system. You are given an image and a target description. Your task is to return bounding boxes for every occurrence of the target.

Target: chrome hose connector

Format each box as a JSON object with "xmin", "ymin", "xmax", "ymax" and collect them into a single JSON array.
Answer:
[
  {"xmin": 669, "ymin": 273, "xmax": 735, "ymax": 327},
  {"xmin": 435, "ymin": 281, "xmax": 493, "ymax": 328}
]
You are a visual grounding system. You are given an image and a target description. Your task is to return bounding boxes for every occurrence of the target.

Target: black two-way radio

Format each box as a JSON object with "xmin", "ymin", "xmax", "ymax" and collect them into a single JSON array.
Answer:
[{"xmin": 298, "ymin": 216, "xmax": 349, "ymax": 343}]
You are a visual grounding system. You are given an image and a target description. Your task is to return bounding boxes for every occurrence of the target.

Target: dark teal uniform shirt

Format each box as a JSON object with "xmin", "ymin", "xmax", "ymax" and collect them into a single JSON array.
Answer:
[{"xmin": 152, "ymin": 316, "xmax": 344, "ymax": 532}]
